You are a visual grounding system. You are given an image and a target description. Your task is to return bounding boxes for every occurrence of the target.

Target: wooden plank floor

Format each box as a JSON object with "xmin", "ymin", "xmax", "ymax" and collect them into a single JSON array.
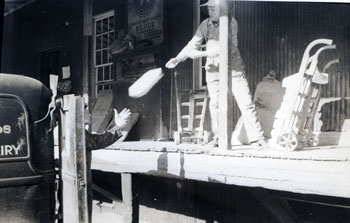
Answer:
[{"xmin": 91, "ymin": 141, "xmax": 350, "ymax": 198}]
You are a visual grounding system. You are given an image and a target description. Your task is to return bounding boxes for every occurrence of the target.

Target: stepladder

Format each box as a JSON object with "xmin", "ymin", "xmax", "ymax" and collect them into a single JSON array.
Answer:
[{"xmin": 173, "ymin": 70, "xmax": 210, "ymax": 145}]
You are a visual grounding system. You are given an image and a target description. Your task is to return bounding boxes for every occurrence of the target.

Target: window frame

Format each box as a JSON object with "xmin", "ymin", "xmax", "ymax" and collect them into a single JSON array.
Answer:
[
  {"xmin": 93, "ymin": 10, "xmax": 115, "ymax": 97},
  {"xmin": 193, "ymin": 0, "xmax": 207, "ymax": 90}
]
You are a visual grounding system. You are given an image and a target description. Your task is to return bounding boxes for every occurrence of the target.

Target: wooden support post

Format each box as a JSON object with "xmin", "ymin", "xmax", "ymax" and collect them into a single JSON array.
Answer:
[
  {"xmin": 83, "ymin": 0, "xmax": 93, "ymax": 104},
  {"xmin": 218, "ymin": 0, "xmax": 233, "ymax": 150},
  {"xmin": 75, "ymin": 97, "xmax": 89, "ymax": 223},
  {"xmin": 60, "ymin": 95, "xmax": 89, "ymax": 223},
  {"xmin": 121, "ymin": 173, "xmax": 138, "ymax": 223},
  {"xmin": 83, "ymin": 0, "xmax": 93, "ymax": 222},
  {"xmin": 249, "ymin": 188, "xmax": 297, "ymax": 223}
]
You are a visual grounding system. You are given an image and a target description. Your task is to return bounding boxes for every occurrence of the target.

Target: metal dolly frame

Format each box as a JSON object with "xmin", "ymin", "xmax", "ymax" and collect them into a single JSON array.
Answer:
[{"xmin": 276, "ymin": 39, "xmax": 338, "ymax": 151}]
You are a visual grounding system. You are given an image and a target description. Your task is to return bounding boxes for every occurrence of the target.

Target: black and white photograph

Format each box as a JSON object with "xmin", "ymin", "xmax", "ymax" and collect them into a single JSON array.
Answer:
[{"xmin": 0, "ymin": 0, "xmax": 350, "ymax": 222}]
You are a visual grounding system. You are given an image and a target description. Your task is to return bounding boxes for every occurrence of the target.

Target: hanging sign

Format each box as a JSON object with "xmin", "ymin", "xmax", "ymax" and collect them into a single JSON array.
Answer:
[{"xmin": 128, "ymin": 0, "xmax": 164, "ymax": 46}]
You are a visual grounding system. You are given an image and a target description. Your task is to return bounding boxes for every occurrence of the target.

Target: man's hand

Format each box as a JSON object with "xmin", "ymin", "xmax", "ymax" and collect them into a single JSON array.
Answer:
[
  {"xmin": 165, "ymin": 58, "xmax": 181, "ymax": 69},
  {"xmin": 114, "ymin": 108, "xmax": 131, "ymax": 130}
]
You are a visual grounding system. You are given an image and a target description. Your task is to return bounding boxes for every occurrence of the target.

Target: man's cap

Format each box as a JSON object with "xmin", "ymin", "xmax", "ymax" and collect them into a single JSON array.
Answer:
[{"xmin": 200, "ymin": 0, "xmax": 220, "ymax": 7}]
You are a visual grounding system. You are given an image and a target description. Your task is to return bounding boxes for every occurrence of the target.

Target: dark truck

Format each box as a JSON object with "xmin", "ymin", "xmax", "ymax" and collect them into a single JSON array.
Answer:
[{"xmin": 0, "ymin": 73, "xmax": 55, "ymax": 222}]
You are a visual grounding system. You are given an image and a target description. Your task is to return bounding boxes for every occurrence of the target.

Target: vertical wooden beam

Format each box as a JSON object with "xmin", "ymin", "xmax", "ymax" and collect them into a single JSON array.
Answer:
[
  {"xmin": 218, "ymin": 0, "xmax": 233, "ymax": 150},
  {"xmin": 192, "ymin": 0, "xmax": 200, "ymax": 90},
  {"xmin": 121, "ymin": 173, "xmax": 138, "ymax": 223},
  {"xmin": 75, "ymin": 96, "xmax": 89, "ymax": 223},
  {"xmin": 83, "ymin": 1, "xmax": 93, "ymax": 222},
  {"xmin": 83, "ymin": 0, "xmax": 93, "ymax": 106},
  {"xmin": 60, "ymin": 95, "xmax": 89, "ymax": 223}
]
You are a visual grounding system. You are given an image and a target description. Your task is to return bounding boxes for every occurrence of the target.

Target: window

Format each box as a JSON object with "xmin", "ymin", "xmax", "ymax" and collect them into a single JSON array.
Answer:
[
  {"xmin": 93, "ymin": 11, "xmax": 115, "ymax": 95},
  {"xmin": 193, "ymin": 0, "xmax": 209, "ymax": 89}
]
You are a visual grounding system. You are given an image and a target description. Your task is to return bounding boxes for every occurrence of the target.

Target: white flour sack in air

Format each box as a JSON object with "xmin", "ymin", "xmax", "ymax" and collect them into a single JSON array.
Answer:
[{"xmin": 128, "ymin": 68, "xmax": 164, "ymax": 98}]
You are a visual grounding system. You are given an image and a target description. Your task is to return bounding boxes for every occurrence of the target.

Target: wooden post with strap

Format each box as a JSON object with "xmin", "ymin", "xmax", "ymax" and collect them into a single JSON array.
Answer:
[
  {"xmin": 219, "ymin": 0, "xmax": 233, "ymax": 150},
  {"xmin": 60, "ymin": 95, "xmax": 89, "ymax": 223}
]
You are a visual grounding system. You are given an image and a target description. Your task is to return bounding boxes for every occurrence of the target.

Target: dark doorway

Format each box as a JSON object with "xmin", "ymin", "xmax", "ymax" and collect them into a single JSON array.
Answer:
[{"xmin": 40, "ymin": 49, "xmax": 61, "ymax": 88}]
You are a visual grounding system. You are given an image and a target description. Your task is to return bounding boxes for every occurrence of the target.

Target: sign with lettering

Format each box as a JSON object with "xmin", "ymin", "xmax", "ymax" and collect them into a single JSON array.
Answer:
[
  {"xmin": 0, "ymin": 97, "xmax": 29, "ymax": 160},
  {"xmin": 128, "ymin": 0, "xmax": 164, "ymax": 46}
]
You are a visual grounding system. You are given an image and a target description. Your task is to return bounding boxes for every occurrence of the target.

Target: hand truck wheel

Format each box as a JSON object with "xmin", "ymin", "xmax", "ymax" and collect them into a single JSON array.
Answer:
[
  {"xmin": 277, "ymin": 132, "xmax": 299, "ymax": 151},
  {"xmin": 174, "ymin": 131, "xmax": 181, "ymax": 145}
]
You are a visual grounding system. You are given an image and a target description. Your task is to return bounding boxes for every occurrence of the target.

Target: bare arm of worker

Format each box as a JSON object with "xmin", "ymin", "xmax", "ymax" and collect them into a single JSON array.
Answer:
[
  {"xmin": 187, "ymin": 46, "xmax": 219, "ymax": 59},
  {"xmin": 165, "ymin": 22, "xmax": 207, "ymax": 69},
  {"xmin": 166, "ymin": 35, "xmax": 204, "ymax": 68},
  {"xmin": 86, "ymin": 108, "xmax": 131, "ymax": 151}
]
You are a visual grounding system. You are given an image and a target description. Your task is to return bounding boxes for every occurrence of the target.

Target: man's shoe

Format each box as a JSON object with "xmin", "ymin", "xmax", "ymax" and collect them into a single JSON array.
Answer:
[
  {"xmin": 207, "ymin": 138, "xmax": 219, "ymax": 147},
  {"xmin": 250, "ymin": 138, "xmax": 269, "ymax": 147}
]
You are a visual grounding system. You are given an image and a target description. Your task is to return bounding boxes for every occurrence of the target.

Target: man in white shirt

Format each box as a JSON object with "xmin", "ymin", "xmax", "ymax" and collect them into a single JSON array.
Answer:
[{"xmin": 166, "ymin": 0, "xmax": 267, "ymax": 147}]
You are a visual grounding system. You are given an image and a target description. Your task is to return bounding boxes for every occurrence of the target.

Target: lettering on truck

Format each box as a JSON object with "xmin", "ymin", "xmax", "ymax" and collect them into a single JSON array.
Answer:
[
  {"xmin": 0, "ymin": 125, "xmax": 11, "ymax": 134},
  {"xmin": 0, "ymin": 144, "xmax": 22, "ymax": 156}
]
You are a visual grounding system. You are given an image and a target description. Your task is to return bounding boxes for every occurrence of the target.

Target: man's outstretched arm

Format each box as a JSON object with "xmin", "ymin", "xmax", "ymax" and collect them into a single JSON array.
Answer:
[{"xmin": 86, "ymin": 108, "xmax": 131, "ymax": 151}]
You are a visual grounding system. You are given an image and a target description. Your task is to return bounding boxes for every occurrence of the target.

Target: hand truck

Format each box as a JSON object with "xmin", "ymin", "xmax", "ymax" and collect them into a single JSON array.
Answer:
[{"xmin": 273, "ymin": 39, "xmax": 337, "ymax": 151}]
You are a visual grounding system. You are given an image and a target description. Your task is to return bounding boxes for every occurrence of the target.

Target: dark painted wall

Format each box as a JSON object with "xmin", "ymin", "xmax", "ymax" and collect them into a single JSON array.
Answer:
[
  {"xmin": 93, "ymin": 0, "xmax": 126, "ymax": 29},
  {"xmin": 1, "ymin": 0, "xmax": 84, "ymax": 93}
]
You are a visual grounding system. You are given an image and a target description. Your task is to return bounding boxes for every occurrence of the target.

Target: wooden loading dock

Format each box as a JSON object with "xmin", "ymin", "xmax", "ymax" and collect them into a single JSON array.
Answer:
[
  {"xmin": 92, "ymin": 142, "xmax": 350, "ymax": 198},
  {"xmin": 91, "ymin": 142, "xmax": 350, "ymax": 222},
  {"xmin": 59, "ymin": 94, "xmax": 350, "ymax": 222}
]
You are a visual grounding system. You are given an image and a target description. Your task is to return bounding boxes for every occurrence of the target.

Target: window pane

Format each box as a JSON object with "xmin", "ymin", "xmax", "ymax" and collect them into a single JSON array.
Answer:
[
  {"xmin": 109, "ymin": 16, "xmax": 114, "ymax": 31},
  {"xmin": 96, "ymin": 51, "xmax": 102, "ymax": 65},
  {"xmin": 104, "ymin": 85, "xmax": 110, "ymax": 90},
  {"xmin": 98, "ymin": 85, "xmax": 102, "ymax": 92},
  {"xmin": 102, "ymin": 51, "xmax": 108, "ymax": 64},
  {"xmin": 104, "ymin": 69, "xmax": 110, "ymax": 80},
  {"xmin": 202, "ymin": 68, "xmax": 207, "ymax": 86},
  {"xmin": 102, "ymin": 34, "xmax": 108, "ymax": 48},
  {"xmin": 102, "ymin": 18, "xmax": 108, "ymax": 33},
  {"xmin": 98, "ymin": 67, "xmax": 104, "ymax": 81},
  {"xmin": 105, "ymin": 66, "xmax": 110, "ymax": 79},
  {"xmin": 109, "ymin": 32, "xmax": 114, "ymax": 45},
  {"xmin": 96, "ymin": 35, "xmax": 102, "ymax": 50}
]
